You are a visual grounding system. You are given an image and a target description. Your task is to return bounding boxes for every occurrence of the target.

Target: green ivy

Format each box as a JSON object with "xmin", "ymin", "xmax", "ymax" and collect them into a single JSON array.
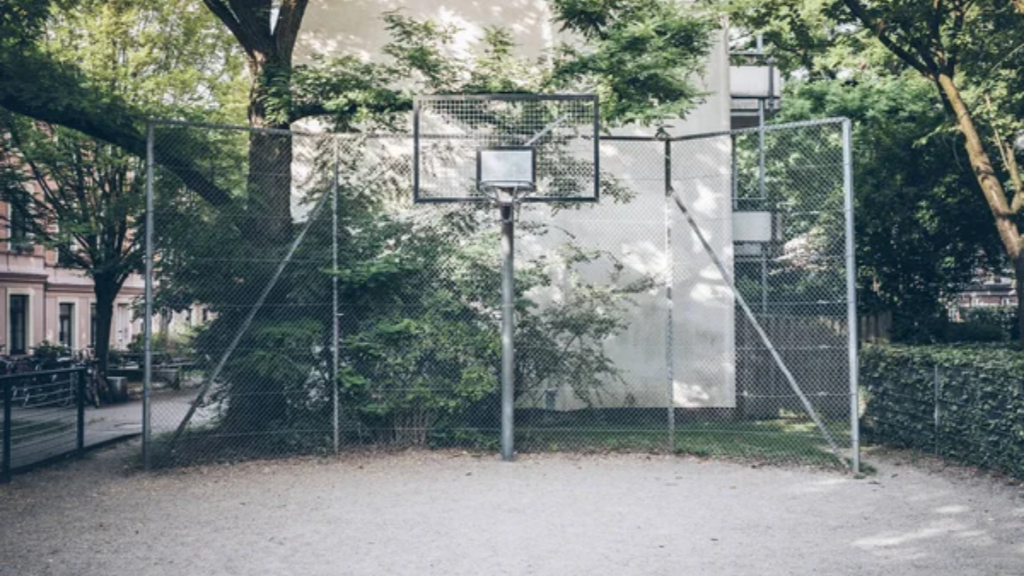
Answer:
[{"xmin": 861, "ymin": 344, "xmax": 1024, "ymax": 478}]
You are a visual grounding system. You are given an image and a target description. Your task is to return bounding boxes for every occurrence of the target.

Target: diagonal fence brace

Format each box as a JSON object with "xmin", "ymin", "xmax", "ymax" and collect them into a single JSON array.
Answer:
[
  {"xmin": 671, "ymin": 193, "xmax": 844, "ymax": 463},
  {"xmin": 166, "ymin": 189, "xmax": 332, "ymax": 450}
]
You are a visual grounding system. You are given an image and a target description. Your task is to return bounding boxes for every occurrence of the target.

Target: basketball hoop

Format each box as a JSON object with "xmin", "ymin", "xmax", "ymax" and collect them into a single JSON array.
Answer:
[
  {"xmin": 479, "ymin": 182, "xmax": 532, "ymax": 208},
  {"xmin": 413, "ymin": 94, "xmax": 598, "ymax": 203},
  {"xmin": 477, "ymin": 146, "xmax": 536, "ymax": 206},
  {"xmin": 412, "ymin": 93, "xmax": 600, "ymax": 462}
]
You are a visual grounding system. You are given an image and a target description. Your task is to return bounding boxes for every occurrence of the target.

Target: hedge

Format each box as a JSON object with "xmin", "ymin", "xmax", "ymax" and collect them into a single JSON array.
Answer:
[{"xmin": 861, "ymin": 344, "xmax": 1024, "ymax": 478}]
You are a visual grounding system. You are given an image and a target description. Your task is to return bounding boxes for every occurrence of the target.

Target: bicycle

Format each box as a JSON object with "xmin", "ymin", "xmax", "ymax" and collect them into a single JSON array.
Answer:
[{"xmin": 74, "ymin": 348, "xmax": 109, "ymax": 408}]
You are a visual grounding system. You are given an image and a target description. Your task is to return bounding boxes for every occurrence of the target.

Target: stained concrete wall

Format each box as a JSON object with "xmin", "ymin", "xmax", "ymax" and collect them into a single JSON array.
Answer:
[{"xmin": 294, "ymin": 2, "xmax": 735, "ymax": 408}]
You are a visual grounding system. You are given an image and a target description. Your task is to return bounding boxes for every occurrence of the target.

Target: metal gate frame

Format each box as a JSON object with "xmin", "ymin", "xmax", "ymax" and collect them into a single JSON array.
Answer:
[{"xmin": 142, "ymin": 117, "xmax": 859, "ymax": 472}]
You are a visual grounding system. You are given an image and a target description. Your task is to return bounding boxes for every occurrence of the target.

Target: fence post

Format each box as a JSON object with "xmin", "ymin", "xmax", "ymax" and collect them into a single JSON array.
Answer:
[
  {"xmin": 499, "ymin": 203, "xmax": 516, "ymax": 462},
  {"xmin": 933, "ymin": 364, "xmax": 942, "ymax": 454},
  {"xmin": 664, "ymin": 139, "xmax": 675, "ymax": 451},
  {"xmin": 842, "ymin": 118, "xmax": 861, "ymax": 474},
  {"xmin": 331, "ymin": 137, "xmax": 340, "ymax": 455},
  {"xmin": 143, "ymin": 120, "xmax": 155, "ymax": 470},
  {"xmin": 76, "ymin": 370, "xmax": 85, "ymax": 456},
  {"xmin": 2, "ymin": 379, "xmax": 11, "ymax": 482}
]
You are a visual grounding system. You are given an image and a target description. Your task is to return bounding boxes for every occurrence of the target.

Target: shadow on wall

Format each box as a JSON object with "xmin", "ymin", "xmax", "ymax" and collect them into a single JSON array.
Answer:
[{"xmin": 298, "ymin": 0, "xmax": 555, "ymax": 62}]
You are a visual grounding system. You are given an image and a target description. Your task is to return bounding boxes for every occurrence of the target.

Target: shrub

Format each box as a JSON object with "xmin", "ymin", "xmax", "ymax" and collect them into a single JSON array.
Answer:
[
  {"xmin": 127, "ymin": 331, "xmax": 190, "ymax": 364},
  {"xmin": 32, "ymin": 341, "xmax": 71, "ymax": 367},
  {"xmin": 861, "ymin": 344, "xmax": 1024, "ymax": 477},
  {"xmin": 952, "ymin": 307, "xmax": 1019, "ymax": 342}
]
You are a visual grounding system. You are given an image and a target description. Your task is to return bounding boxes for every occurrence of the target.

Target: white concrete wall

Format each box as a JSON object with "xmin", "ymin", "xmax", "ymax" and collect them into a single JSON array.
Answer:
[
  {"xmin": 297, "ymin": 0, "xmax": 556, "ymax": 64},
  {"xmin": 295, "ymin": 2, "xmax": 736, "ymax": 408}
]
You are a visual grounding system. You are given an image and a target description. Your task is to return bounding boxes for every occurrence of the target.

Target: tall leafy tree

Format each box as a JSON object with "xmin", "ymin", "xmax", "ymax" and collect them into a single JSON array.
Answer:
[
  {"xmin": 0, "ymin": 0, "xmax": 245, "ymax": 376},
  {"xmin": 0, "ymin": 0, "xmax": 240, "ymax": 205},
  {"xmin": 833, "ymin": 0, "xmax": 1024, "ymax": 338},
  {"xmin": 774, "ymin": 76, "xmax": 1001, "ymax": 338},
  {"xmin": 728, "ymin": 0, "xmax": 1024, "ymax": 340},
  {"xmin": 1, "ymin": 119, "xmax": 141, "ymax": 371}
]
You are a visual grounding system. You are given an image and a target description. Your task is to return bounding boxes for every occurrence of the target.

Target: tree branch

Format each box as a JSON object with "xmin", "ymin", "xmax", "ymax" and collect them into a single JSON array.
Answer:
[
  {"xmin": 981, "ymin": 95, "xmax": 1023, "ymax": 214},
  {"xmin": 841, "ymin": 0, "xmax": 933, "ymax": 75},
  {"xmin": 274, "ymin": 0, "xmax": 309, "ymax": 60},
  {"xmin": 947, "ymin": 0, "xmax": 968, "ymax": 72},
  {"xmin": 201, "ymin": 0, "xmax": 257, "ymax": 56},
  {"xmin": 930, "ymin": 0, "xmax": 947, "ymax": 69},
  {"xmin": 0, "ymin": 55, "xmax": 232, "ymax": 206}
]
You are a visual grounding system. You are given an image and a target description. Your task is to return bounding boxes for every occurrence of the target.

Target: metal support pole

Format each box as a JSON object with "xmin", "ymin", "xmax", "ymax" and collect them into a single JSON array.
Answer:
[
  {"xmin": 761, "ymin": 255, "xmax": 768, "ymax": 313},
  {"xmin": 758, "ymin": 100, "xmax": 766, "ymax": 200},
  {"xmin": 500, "ymin": 203, "xmax": 515, "ymax": 462},
  {"xmin": 843, "ymin": 118, "xmax": 861, "ymax": 474},
  {"xmin": 756, "ymin": 35, "xmax": 767, "ymax": 201},
  {"xmin": 731, "ymin": 135, "xmax": 739, "ymax": 209},
  {"xmin": 143, "ymin": 121, "xmax": 155, "ymax": 470},
  {"xmin": 672, "ymin": 193, "xmax": 843, "ymax": 460},
  {"xmin": 933, "ymin": 365, "xmax": 941, "ymax": 454},
  {"xmin": 2, "ymin": 379, "xmax": 12, "ymax": 482},
  {"xmin": 75, "ymin": 371, "xmax": 85, "ymax": 456},
  {"xmin": 332, "ymin": 139, "xmax": 340, "ymax": 455},
  {"xmin": 664, "ymin": 140, "xmax": 675, "ymax": 449}
]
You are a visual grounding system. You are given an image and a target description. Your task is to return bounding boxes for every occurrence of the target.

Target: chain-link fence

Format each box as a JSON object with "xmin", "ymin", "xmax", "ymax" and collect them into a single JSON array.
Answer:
[{"xmin": 143, "ymin": 117, "xmax": 857, "ymax": 471}]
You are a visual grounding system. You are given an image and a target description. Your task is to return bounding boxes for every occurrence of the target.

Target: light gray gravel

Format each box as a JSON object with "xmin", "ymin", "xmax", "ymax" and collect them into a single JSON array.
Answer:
[{"xmin": 1, "ymin": 445, "xmax": 1022, "ymax": 576}]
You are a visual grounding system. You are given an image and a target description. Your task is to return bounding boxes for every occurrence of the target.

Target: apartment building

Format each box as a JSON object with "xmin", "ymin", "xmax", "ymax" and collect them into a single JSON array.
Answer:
[
  {"xmin": 951, "ymin": 275, "xmax": 1019, "ymax": 320},
  {"xmin": 0, "ymin": 200, "xmax": 148, "ymax": 355}
]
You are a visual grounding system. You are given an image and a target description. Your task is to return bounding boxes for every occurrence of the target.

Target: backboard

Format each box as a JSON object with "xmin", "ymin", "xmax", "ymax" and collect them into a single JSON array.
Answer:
[{"xmin": 413, "ymin": 94, "xmax": 599, "ymax": 203}]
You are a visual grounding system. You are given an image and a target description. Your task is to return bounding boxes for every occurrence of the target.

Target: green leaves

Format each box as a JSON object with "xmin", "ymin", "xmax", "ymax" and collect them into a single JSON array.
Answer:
[
  {"xmin": 285, "ymin": 4, "xmax": 716, "ymax": 131},
  {"xmin": 862, "ymin": 344, "xmax": 1024, "ymax": 477},
  {"xmin": 551, "ymin": 0, "xmax": 718, "ymax": 125},
  {"xmin": 772, "ymin": 75, "xmax": 1001, "ymax": 337},
  {"xmin": 0, "ymin": 111, "xmax": 145, "ymax": 279}
]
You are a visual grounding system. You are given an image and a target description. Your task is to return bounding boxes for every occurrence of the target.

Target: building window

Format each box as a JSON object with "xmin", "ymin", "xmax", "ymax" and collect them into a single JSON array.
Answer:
[
  {"xmin": 90, "ymin": 303, "xmax": 97, "ymax": 348},
  {"xmin": 9, "ymin": 294, "xmax": 28, "ymax": 355},
  {"xmin": 202, "ymin": 309, "xmax": 209, "ymax": 323},
  {"xmin": 116, "ymin": 303, "xmax": 131, "ymax": 348},
  {"xmin": 59, "ymin": 303, "xmax": 74, "ymax": 349},
  {"xmin": 57, "ymin": 245, "xmax": 77, "ymax": 268},
  {"xmin": 9, "ymin": 205, "xmax": 31, "ymax": 253}
]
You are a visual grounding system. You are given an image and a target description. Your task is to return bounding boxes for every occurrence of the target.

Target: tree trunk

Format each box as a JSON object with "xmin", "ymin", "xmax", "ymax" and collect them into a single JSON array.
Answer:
[
  {"xmin": 216, "ymin": 53, "xmax": 294, "ymax": 432},
  {"xmin": 1016, "ymin": 255, "xmax": 1024, "ymax": 343},
  {"xmin": 92, "ymin": 275, "xmax": 119, "ymax": 384},
  {"xmin": 936, "ymin": 74, "xmax": 1023, "ymax": 259},
  {"xmin": 935, "ymin": 73, "xmax": 1024, "ymax": 339},
  {"xmin": 246, "ymin": 53, "xmax": 293, "ymax": 246}
]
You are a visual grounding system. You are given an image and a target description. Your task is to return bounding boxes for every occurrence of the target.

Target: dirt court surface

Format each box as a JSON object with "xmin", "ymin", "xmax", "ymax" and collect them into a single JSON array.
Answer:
[{"xmin": 1, "ymin": 446, "xmax": 1022, "ymax": 576}]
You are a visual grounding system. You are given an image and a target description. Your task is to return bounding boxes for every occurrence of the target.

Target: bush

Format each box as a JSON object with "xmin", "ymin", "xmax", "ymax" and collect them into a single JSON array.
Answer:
[
  {"xmin": 941, "ymin": 320, "xmax": 1007, "ymax": 343},
  {"xmin": 32, "ymin": 341, "xmax": 71, "ymax": 367},
  {"xmin": 127, "ymin": 331, "xmax": 189, "ymax": 364},
  {"xmin": 861, "ymin": 344, "xmax": 1024, "ymax": 478},
  {"xmin": 951, "ymin": 307, "xmax": 1019, "ymax": 342},
  {"xmin": 888, "ymin": 307, "xmax": 1020, "ymax": 344}
]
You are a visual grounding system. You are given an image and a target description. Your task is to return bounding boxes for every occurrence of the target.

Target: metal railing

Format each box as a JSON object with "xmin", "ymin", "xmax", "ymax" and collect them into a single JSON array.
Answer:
[{"xmin": 1, "ymin": 368, "xmax": 87, "ymax": 482}]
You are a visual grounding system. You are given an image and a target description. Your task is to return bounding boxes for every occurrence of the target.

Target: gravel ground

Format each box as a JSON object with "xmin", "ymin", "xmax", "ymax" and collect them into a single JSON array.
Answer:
[{"xmin": 1, "ymin": 445, "xmax": 1022, "ymax": 576}]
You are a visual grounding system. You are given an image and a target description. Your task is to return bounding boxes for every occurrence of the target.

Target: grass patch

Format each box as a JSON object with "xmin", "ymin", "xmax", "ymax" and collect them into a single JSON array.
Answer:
[
  {"xmin": 516, "ymin": 418, "xmax": 849, "ymax": 468},
  {"xmin": 136, "ymin": 415, "xmax": 856, "ymax": 472}
]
